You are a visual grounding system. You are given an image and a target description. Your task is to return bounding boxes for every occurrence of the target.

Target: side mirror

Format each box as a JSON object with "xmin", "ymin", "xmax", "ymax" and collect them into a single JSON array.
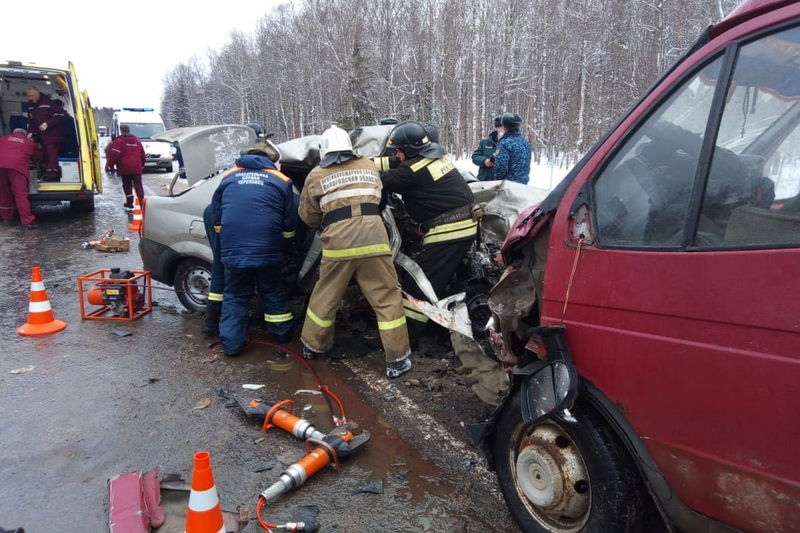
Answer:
[{"xmin": 520, "ymin": 360, "xmax": 577, "ymax": 423}]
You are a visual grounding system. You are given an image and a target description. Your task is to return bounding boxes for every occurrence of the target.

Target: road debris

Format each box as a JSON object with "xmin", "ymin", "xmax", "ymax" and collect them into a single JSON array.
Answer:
[
  {"xmin": 193, "ymin": 398, "xmax": 212, "ymax": 410},
  {"xmin": 352, "ymin": 479, "xmax": 384, "ymax": 495},
  {"xmin": 9, "ymin": 365, "xmax": 34, "ymax": 375}
]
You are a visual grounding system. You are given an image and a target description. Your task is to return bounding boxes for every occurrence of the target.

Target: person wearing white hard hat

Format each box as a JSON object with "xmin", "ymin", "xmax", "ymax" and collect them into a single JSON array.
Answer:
[{"xmin": 298, "ymin": 124, "xmax": 412, "ymax": 378}]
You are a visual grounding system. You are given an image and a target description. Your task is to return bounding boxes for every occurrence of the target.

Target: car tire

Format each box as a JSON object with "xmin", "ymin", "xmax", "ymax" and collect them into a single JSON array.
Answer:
[
  {"xmin": 492, "ymin": 391, "xmax": 652, "ymax": 532},
  {"xmin": 174, "ymin": 258, "xmax": 212, "ymax": 313}
]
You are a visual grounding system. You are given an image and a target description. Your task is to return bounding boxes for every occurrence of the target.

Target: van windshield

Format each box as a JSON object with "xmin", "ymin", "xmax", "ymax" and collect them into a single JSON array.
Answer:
[{"xmin": 125, "ymin": 122, "xmax": 165, "ymax": 139}]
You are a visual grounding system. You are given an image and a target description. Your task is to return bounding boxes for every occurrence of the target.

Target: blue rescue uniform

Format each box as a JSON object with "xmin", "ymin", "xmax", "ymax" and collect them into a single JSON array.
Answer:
[
  {"xmin": 211, "ymin": 154, "xmax": 299, "ymax": 354},
  {"xmin": 493, "ymin": 131, "xmax": 532, "ymax": 184}
]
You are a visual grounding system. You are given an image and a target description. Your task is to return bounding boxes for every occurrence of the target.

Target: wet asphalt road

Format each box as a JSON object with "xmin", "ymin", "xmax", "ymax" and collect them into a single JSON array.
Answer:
[{"xmin": 0, "ymin": 158, "xmax": 518, "ymax": 532}]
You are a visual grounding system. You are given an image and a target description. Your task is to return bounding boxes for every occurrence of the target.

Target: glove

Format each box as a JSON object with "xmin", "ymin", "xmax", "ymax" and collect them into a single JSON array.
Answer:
[{"xmin": 39, "ymin": 122, "xmax": 48, "ymax": 132}]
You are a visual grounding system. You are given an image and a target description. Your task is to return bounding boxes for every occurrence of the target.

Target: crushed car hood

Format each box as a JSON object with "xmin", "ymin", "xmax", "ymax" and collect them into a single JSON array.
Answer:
[{"xmin": 469, "ymin": 180, "xmax": 550, "ymax": 244}]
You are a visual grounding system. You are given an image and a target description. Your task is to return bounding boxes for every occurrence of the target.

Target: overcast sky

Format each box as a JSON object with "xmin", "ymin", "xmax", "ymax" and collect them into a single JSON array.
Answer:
[{"xmin": 3, "ymin": 0, "xmax": 288, "ymax": 112}]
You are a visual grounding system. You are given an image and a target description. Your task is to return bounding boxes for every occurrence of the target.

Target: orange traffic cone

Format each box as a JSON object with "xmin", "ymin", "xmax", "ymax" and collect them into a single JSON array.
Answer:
[
  {"xmin": 128, "ymin": 197, "xmax": 143, "ymax": 231},
  {"xmin": 184, "ymin": 451, "xmax": 225, "ymax": 533},
  {"xmin": 17, "ymin": 266, "xmax": 67, "ymax": 336}
]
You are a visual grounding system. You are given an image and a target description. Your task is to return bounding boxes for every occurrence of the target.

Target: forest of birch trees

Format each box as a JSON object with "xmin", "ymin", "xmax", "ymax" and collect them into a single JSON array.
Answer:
[{"xmin": 157, "ymin": 0, "xmax": 739, "ymax": 164}]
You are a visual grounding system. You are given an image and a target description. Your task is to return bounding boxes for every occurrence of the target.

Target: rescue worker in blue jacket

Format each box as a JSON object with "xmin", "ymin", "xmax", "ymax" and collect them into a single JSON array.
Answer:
[
  {"xmin": 201, "ymin": 140, "xmax": 283, "ymax": 339},
  {"xmin": 471, "ymin": 116, "xmax": 503, "ymax": 181},
  {"xmin": 493, "ymin": 112, "xmax": 532, "ymax": 184},
  {"xmin": 379, "ymin": 120, "xmax": 477, "ymax": 350},
  {"xmin": 211, "ymin": 143, "xmax": 298, "ymax": 356}
]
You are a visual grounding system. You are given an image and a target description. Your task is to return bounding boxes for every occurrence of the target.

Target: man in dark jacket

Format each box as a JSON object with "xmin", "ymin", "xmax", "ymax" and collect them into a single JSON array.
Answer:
[
  {"xmin": 105, "ymin": 125, "xmax": 146, "ymax": 210},
  {"xmin": 0, "ymin": 128, "xmax": 41, "ymax": 228},
  {"xmin": 471, "ymin": 116, "xmax": 503, "ymax": 181},
  {"xmin": 493, "ymin": 112, "xmax": 532, "ymax": 184},
  {"xmin": 26, "ymin": 86, "xmax": 66, "ymax": 181},
  {"xmin": 211, "ymin": 144, "xmax": 299, "ymax": 356},
  {"xmin": 379, "ymin": 120, "xmax": 477, "ymax": 350}
]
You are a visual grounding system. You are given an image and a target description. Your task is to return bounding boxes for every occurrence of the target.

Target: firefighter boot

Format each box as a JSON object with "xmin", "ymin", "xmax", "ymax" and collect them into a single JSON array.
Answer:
[{"xmin": 386, "ymin": 356, "xmax": 412, "ymax": 378}]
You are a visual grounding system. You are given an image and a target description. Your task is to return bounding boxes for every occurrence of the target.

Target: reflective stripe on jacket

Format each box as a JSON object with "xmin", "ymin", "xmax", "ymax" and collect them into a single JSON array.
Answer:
[
  {"xmin": 299, "ymin": 157, "xmax": 390, "ymax": 261},
  {"xmin": 212, "ymin": 154, "xmax": 299, "ymax": 267}
]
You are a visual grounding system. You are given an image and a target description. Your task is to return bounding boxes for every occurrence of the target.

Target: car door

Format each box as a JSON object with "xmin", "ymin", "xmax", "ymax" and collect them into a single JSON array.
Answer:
[{"xmin": 542, "ymin": 18, "xmax": 800, "ymax": 532}]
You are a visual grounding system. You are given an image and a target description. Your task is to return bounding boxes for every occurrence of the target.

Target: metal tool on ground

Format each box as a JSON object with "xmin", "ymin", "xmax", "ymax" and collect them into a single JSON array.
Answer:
[
  {"xmin": 255, "ymin": 426, "xmax": 370, "ymax": 531},
  {"xmin": 240, "ymin": 398, "xmax": 329, "ymax": 441}
]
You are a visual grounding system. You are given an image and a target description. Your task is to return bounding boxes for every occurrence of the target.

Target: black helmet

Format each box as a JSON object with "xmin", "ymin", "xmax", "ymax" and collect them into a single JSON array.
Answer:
[
  {"xmin": 387, "ymin": 120, "xmax": 431, "ymax": 157},
  {"xmin": 424, "ymin": 123, "xmax": 440, "ymax": 143},
  {"xmin": 245, "ymin": 122, "xmax": 267, "ymax": 138},
  {"xmin": 493, "ymin": 116, "xmax": 502, "ymax": 128},
  {"xmin": 501, "ymin": 113, "xmax": 523, "ymax": 132}
]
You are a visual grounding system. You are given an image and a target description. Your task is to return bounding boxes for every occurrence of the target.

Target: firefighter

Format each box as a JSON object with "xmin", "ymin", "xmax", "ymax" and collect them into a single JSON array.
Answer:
[
  {"xmin": 379, "ymin": 120, "xmax": 477, "ymax": 350},
  {"xmin": 299, "ymin": 124, "xmax": 412, "ymax": 378},
  {"xmin": 26, "ymin": 86, "xmax": 66, "ymax": 181},
  {"xmin": 211, "ymin": 143, "xmax": 298, "ymax": 356}
]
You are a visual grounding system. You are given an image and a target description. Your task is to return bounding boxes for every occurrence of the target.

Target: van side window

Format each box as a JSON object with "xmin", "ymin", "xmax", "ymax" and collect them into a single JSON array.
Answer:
[
  {"xmin": 593, "ymin": 56, "xmax": 723, "ymax": 247},
  {"xmin": 702, "ymin": 26, "xmax": 800, "ymax": 247}
]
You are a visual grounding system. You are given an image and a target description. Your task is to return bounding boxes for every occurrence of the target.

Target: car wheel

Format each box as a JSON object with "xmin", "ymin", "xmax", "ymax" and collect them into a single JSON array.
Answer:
[
  {"xmin": 492, "ymin": 391, "xmax": 651, "ymax": 532},
  {"xmin": 174, "ymin": 259, "xmax": 212, "ymax": 313}
]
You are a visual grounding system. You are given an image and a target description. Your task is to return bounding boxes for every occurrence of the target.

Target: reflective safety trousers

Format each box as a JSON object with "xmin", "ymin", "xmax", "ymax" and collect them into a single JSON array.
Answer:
[{"xmin": 301, "ymin": 255, "xmax": 410, "ymax": 363}]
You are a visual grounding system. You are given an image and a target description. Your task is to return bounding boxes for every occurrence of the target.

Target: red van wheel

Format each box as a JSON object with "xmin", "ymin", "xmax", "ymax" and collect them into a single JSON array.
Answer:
[{"xmin": 492, "ymin": 392, "xmax": 655, "ymax": 532}]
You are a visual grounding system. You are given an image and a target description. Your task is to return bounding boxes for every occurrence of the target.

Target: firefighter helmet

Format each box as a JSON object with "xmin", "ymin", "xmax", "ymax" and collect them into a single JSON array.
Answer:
[
  {"xmin": 387, "ymin": 120, "xmax": 431, "ymax": 157},
  {"xmin": 319, "ymin": 124, "xmax": 353, "ymax": 157}
]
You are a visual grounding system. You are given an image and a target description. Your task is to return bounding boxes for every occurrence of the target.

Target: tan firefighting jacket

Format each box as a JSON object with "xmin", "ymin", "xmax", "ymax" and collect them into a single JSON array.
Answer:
[{"xmin": 299, "ymin": 157, "xmax": 390, "ymax": 261}]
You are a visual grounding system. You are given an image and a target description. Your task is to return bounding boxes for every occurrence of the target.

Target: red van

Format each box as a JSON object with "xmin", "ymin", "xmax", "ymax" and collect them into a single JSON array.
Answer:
[{"xmin": 478, "ymin": 1, "xmax": 800, "ymax": 532}]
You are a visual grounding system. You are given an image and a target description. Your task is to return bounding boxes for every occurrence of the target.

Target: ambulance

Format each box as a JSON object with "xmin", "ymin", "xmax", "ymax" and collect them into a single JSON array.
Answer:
[
  {"xmin": 0, "ymin": 61, "xmax": 102, "ymax": 211},
  {"xmin": 111, "ymin": 108, "xmax": 173, "ymax": 173}
]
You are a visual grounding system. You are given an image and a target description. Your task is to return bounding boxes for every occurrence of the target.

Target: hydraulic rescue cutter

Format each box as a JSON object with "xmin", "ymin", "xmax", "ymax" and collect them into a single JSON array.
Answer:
[{"xmin": 239, "ymin": 398, "xmax": 370, "ymax": 531}]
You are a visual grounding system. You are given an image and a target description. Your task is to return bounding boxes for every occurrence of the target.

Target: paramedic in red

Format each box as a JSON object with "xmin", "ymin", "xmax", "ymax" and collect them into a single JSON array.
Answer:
[
  {"xmin": 0, "ymin": 128, "xmax": 41, "ymax": 228},
  {"xmin": 105, "ymin": 124, "xmax": 146, "ymax": 210},
  {"xmin": 26, "ymin": 86, "xmax": 66, "ymax": 181}
]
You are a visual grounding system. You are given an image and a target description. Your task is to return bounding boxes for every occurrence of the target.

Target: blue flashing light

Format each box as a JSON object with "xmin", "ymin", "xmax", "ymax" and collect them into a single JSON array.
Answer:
[{"xmin": 120, "ymin": 107, "xmax": 155, "ymax": 112}]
